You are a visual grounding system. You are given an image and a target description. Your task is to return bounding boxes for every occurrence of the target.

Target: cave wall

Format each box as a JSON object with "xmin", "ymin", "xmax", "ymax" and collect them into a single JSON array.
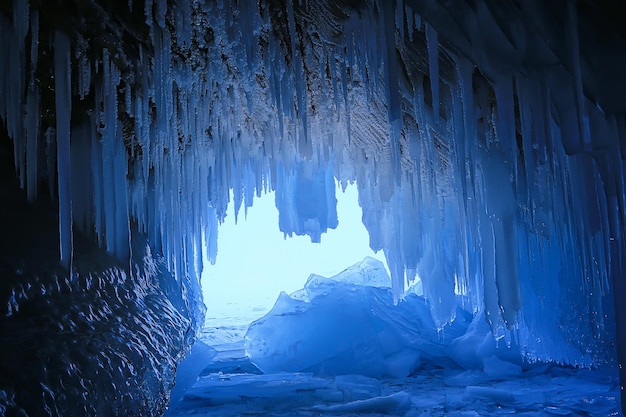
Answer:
[{"xmin": 1, "ymin": 0, "xmax": 626, "ymax": 415}]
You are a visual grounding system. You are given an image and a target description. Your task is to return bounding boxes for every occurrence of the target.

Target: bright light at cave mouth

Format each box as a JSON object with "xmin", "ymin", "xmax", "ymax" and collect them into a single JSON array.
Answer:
[{"xmin": 201, "ymin": 182, "xmax": 389, "ymax": 331}]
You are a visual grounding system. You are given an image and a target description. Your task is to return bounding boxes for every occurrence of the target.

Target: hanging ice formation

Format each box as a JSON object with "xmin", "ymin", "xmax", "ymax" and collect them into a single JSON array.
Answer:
[{"xmin": 1, "ymin": 0, "xmax": 625, "ymax": 397}]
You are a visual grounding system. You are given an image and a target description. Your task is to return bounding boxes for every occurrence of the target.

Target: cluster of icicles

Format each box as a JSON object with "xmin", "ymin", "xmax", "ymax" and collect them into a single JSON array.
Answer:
[{"xmin": 1, "ymin": 0, "xmax": 623, "ymax": 366}]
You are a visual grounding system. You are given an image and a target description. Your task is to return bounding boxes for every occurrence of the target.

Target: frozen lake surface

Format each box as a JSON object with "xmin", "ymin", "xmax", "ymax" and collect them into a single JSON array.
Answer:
[
  {"xmin": 165, "ymin": 316, "xmax": 621, "ymax": 417},
  {"xmin": 172, "ymin": 259, "xmax": 622, "ymax": 417}
]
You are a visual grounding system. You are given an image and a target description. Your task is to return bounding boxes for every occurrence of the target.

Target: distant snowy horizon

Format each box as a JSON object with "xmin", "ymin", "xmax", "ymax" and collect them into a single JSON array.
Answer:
[{"xmin": 201, "ymin": 181, "xmax": 391, "ymax": 329}]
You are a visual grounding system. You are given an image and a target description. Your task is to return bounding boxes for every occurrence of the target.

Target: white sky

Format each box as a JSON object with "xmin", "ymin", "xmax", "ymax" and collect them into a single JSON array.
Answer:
[{"xmin": 201, "ymin": 183, "xmax": 388, "ymax": 319}]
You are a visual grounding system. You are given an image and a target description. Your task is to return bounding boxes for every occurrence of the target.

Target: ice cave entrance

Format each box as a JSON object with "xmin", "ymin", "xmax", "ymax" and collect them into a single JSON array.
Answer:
[{"xmin": 200, "ymin": 182, "xmax": 390, "ymax": 343}]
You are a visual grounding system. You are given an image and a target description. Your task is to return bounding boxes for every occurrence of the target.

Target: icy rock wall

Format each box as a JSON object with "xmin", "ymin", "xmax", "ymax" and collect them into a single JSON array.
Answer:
[
  {"xmin": 0, "ymin": 0, "xmax": 625, "ymax": 404},
  {"xmin": 0, "ymin": 167, "xmax": 196, "ymax": 416}
]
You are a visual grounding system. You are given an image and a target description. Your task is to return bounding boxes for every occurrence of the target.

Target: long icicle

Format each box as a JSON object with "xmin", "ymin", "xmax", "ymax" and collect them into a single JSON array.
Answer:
[{"xmin": 54, "ymin": 31, "xmax": 73, "ymax": 268}]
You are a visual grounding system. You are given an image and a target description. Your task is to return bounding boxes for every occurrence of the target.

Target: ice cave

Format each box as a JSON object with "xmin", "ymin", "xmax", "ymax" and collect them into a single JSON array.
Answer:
[{"xmin": 1, "ymin": 0, "xmax": 625, "ymax": 416}]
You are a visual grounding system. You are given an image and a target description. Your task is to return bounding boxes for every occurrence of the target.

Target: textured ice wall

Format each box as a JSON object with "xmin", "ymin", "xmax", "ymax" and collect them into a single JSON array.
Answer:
[{"xmin": 1, "ymin": 0, "xmax": 625, "ymax": 406}]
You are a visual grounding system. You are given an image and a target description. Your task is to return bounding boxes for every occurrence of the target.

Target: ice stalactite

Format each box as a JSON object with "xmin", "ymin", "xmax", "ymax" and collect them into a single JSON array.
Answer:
[
  {"xmin": 25, "ymin": 9, "xmax": 39, "ymax": 204},
  {"xmin": 54, "ymin": 31, "xmax": 73, "ymax": 267},
  {"xmin": 275, "ymin": 158, "xmax": 338, "ymax": 243}
]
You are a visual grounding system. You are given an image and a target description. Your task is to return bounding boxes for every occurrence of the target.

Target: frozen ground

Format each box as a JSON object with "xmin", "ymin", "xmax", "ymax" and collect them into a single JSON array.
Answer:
[
  {"xmin": 167, "ymin": 303, "xmax": 621, "ymax": 417},
  {"xmin": 166, "ymin": 335, "xmax": 620, "ymax": 417}
]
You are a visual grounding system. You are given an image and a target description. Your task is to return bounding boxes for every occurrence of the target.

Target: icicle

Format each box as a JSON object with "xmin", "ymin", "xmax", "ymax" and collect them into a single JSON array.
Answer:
[
  {"xmin": 91, "ymin": 113, "xmax": 105, "ymax": 247},
  {"xmin": 113, "ymin": 123, "xmax": 131, "ymax": 263},
  {"xmin": 45, "ymin": 127, "xmax": 56, "ymax": 199},
  {"xmin": 286, "ymin": 0, "xmax": 309, "ymax": 146},
  {"xmin": 425, "ymin": 22, "xmax": 439, "ymax": 121},
  {"xmin": 155, "ymin": 0, "xmax": 167, "ymax": 28},
  {"xmin": 29, "ymin": 9, "xmax": 38, "ymax": 71},
  {"xmin": 566, "ymin": 0, "xmax": 591, "ymax": 150},
  {"xmin": 238, "ymin": 0, "xmax": 257, "ymax": 66},
  {"xmin": 98, "ymin": 49, "xmax": 130, "ymax": 262},
  {"xmin": 145, "ymin": 0, "xmax": 154, "ymax": 27},
  {"xmin": 25, "ymin": 83, "xmax": 40, "ymax": 203},
  {"xmin": 176, "ymin": 0, "xmax": 192, "ymax": 48},
  {"xmin": 4, "ymin": 0, "xmax": 29, "ymax": 190},
  {"xmin": 478, "ymin": 185, "xmax": 500, "ymax": 328},
  {"xmin": 54, "ymin": 31, "xmax": 73, "ymax": 267},
  {"xmin": 25, "ymin": 10, "xmax": 40, "ymax": 203},
  {"xmin": 339, "ymin": 55, "xmax": 351, "ymax": 143},
  {"xmin": 455, "ymin": 56, "xmax": 475, "ymax": 192},
  {"xmin": 494, "ymin": 76, "xmax": 519, "ymax": 188},
  {"xmin": 125, "ymin": 82, "xmax": 132, "ymax": 119},
  {"xmin": 12, "ymin": 0, "xmax": 29, "ymax": 42},
  {"xmin": 76, "ymin": 34, "xmax": 91, "ymax": 99},
  {"xmin": 395, "ymin": 0, "xmax": 405, "ymax": 43},
  {"xmin": 406, "ymin": 5, "xmax": 414, "ymax": 41},
  {"xmin": 381, "ymin": 1, "xmax": 401, "ymax": 122},
  {"xmin": 71, "ymin": 122, "xmax": 93, "ymax": 234},
  {"xmin": 329, "ymin": 47, "xmax": 340, "ymax": 114},
  {"xmin": 378, "ymin": 0, "xmax": 402, "ymax": 185},
  {"xmin": 515, "ymin": 75, "xmax": 535, "ymax": 205}
]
